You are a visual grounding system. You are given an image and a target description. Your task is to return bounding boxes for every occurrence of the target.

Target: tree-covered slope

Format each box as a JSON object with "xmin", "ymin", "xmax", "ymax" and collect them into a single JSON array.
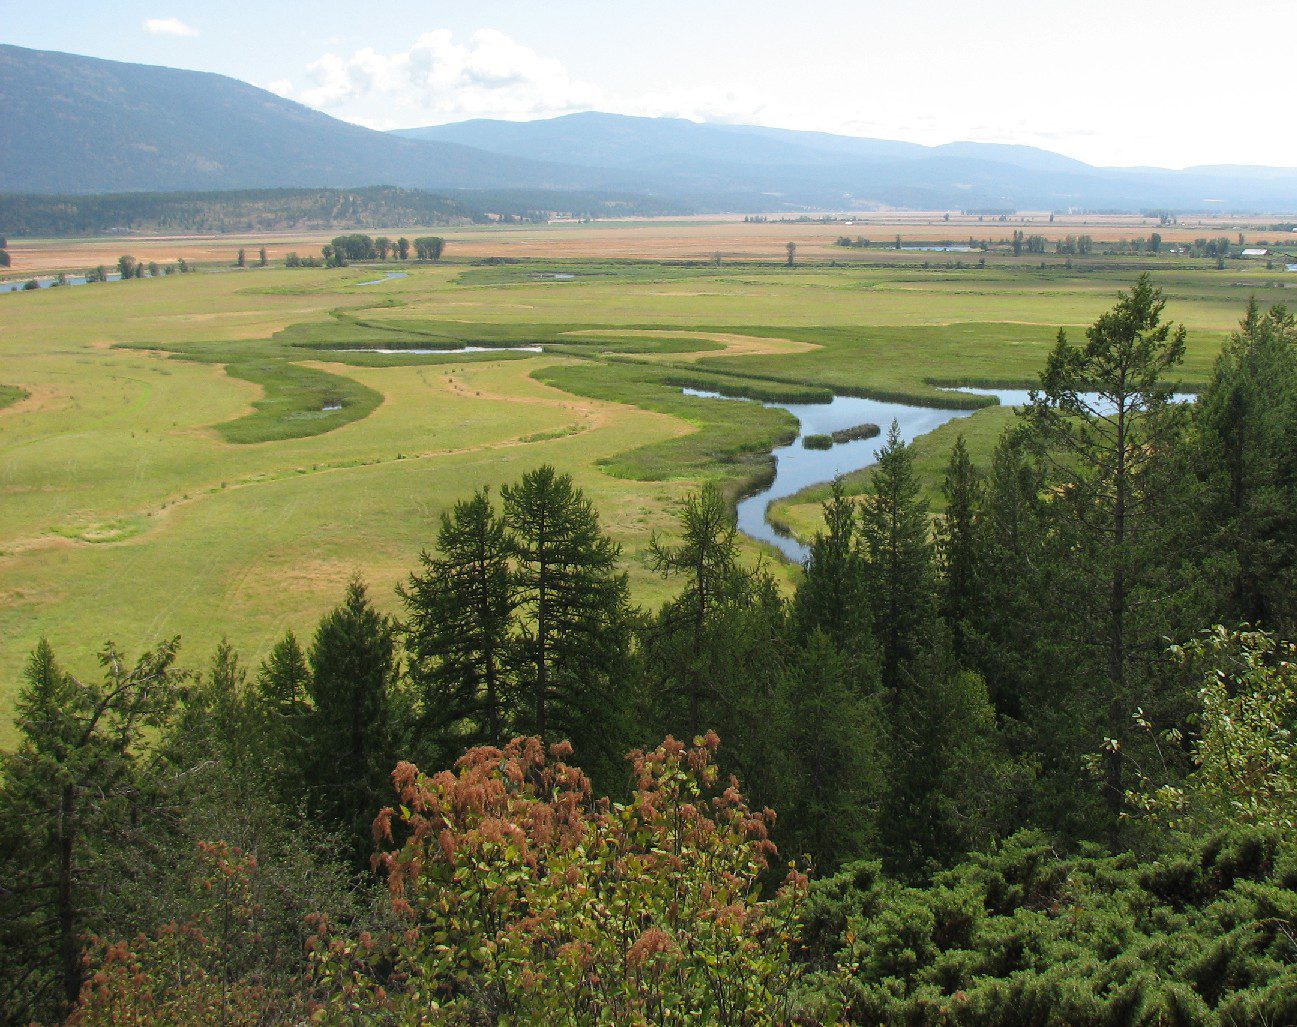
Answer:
[{"xmin": 0, "ymin": 45, "xmax": 603, "ymax": 194}]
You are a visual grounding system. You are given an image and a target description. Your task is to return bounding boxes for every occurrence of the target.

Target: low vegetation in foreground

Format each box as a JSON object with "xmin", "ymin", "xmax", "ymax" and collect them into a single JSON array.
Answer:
[{"xmin": 4, "ymin": 279, "xmax": 1297, "ymax": 1023}]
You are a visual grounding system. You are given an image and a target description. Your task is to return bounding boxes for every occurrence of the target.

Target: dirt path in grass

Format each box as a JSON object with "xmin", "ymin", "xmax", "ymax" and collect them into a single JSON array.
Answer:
[{"xmin": 1, "ymin": 357, "xmax": 690, "ymax": 561}]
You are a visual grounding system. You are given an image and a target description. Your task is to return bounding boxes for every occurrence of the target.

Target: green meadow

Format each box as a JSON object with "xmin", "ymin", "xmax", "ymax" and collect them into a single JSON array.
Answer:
[{"xmin": 0, "ymin": 257, "xmax": 1284, "ymax": 732}]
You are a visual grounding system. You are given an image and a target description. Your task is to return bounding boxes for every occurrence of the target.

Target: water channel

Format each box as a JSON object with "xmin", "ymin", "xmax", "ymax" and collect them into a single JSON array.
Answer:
[{"xmin": 686, "ymin": 385, "xmax": 1194, "ymax": 563}]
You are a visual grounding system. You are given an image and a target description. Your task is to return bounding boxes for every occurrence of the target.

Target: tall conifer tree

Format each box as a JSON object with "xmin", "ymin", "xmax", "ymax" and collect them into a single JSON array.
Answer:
[
  {"xmin": 401, "ymin": 488, "xmax": 514, "ymax": 753},
  {"xmin": 502, "ymin": 466, "xmax": 630, "ymax": 776},
  {"xmin": 648, "ymin": 483, "xmax": 740, "ymax": 738},
  {"xmin": 936, "ymin": 436, "xmax": 984, "ymax": 662},
  {"xmin": 859, "ymin": 422, "xmax": 936, "ymax": 690},
  {"xmin": 302, "ymin": 577, "xmax": 396, "ymax": 861},
  {"xmin": 1023, "ymin": 273, "xmax": 1187, "ymax": 820}
]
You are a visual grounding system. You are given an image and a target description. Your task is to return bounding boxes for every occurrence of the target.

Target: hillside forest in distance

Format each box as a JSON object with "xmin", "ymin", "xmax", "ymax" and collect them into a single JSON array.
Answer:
[{"xmin": 7, "ymin": 22, "xmax": 1297, "ymax": 1027}]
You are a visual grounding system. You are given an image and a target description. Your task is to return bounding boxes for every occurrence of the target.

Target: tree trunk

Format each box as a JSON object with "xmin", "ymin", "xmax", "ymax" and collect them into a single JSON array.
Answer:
[
  {"xmin": 58, "ymin": 783, "xmax": 79, "ymax": 1013},
  {"xmin": 1106, "ymin": 398, "xmax": 1129, "ymax": 822},
  {"xmin": 535, "ymin": 521, "xmax": 548, "ymax": 738}
]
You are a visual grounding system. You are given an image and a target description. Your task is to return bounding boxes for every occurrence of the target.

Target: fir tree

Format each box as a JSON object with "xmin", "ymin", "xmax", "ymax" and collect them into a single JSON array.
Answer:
[
  {"xmin": 401, "ymin": 488, "xmax": 514, "ymax": 755},
  {"xmin": 965, "ymin": 432, "xmax": 1049, "ymax": 720},
  {"xmin": 881, "ymin": 642, "xmax": 1018, "ymax": 870},
  {"xmin": 0, "ymin": 640, "xmax": 183, "ymax": 1022},
  {"xmin": 859, "ymin": 422, "xmax": 936, "ymax": 690},
  {"xmin": 935, "ymin": 436, "xmax": 983, "ymax": 662},
  {"xmin": 648, "ymin": 483, "xmax": 740, "ymax": 737},
  {"xmin": 502, "ymin": 466, "xmax": 631, "ymax": 778},
  {"xmin": 302, "ymin": 577, "xmax": 396, "ymax": 861},
  {"xmin": 1194, "ymin": 300, "xmax": 1297, "ymax": 629},
  {"xmin": 1023, "ymin": 273, "xmax": 1188, "ymax": 819},
  {"xmin": 777, "ymin": 629, "xmax": 883, "ymax": 870},
  {"xmin": 792, "ymin": 477, "xmax": 875, "ymax": 677}
]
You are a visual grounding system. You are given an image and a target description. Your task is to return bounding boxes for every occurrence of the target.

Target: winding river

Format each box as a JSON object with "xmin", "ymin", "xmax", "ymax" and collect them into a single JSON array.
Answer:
[{"xmin": 687, "ymin": 385, "xmax": 1193, "ymax": 563}]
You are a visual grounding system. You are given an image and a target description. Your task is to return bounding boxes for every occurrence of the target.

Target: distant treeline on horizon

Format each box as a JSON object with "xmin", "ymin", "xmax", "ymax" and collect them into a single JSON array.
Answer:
[{"xmin": 0, "ymin": 186, "xmax": 693, "ymax": 237}]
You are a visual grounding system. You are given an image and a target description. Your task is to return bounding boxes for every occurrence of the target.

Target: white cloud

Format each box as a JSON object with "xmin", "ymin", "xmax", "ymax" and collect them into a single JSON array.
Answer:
[
  {"xmin": 144, "ymin": 17, "xmax": 198, "ymax": 38},
  {"xmin": 290, "ymin": 29, "xmax": 601, "ymax": 127}
]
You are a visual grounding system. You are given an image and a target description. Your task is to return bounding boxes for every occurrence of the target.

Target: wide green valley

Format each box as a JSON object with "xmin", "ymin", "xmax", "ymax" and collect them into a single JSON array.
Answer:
[
  {"xmin": 0, "ymin": 253, "xmax": 1266, "ymax": 722},
  {"xmin": 7, "ymin": 7, "xmax": 1297, "ymax": 1022}
]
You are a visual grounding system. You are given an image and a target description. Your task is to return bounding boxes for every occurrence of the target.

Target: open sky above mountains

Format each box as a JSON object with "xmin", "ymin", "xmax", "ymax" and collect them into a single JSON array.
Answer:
[{"xmin": 4, "ymin": 0, "xmax": 1297, "ymax": 170}]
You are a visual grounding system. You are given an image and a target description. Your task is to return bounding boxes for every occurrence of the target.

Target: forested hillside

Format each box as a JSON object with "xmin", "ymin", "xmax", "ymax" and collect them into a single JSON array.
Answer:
[
  {"xmin": 4, "ymin": 279, "xmax": 1297, "ymax": 1023},
  {"xmin": 0, "ymin": 45, "xmax": 598, "ymax": 194},
  {"xmin": 5, "ymin": 43, "xmax": 1297, "ymax": 210},
  {"xmin": 0, "ymin": 187, "xmax": 688, "ymax": 237}
]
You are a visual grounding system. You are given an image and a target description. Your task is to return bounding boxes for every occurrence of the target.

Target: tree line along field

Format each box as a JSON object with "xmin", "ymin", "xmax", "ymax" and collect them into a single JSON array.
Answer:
[
  {"xmin": 0, "ymin": 253, "xmax": 1285, "ymax": 737},
  {"xmin": 6, "ymin": 210, "xmax": 1297, "ymax": 274}
]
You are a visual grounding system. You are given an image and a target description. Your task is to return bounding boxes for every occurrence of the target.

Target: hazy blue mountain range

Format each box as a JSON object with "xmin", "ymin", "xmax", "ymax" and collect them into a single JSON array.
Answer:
[
  {"xmin": 397, "ymin": 112, "xmax": 1297, "ymax": 212},
  {"xmin": 4, "ymin": 44, "xmax": 1296, "ymax": 212},
  {"xmin": 0, "ymin": 44, "xmax": 603, "ymax": 195}
]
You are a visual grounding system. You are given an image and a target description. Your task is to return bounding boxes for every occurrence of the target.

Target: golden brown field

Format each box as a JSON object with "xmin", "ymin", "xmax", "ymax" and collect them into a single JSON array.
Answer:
[{"xmin": 8, "ymin": 212, "xmax": 1295, "ymax": 276}]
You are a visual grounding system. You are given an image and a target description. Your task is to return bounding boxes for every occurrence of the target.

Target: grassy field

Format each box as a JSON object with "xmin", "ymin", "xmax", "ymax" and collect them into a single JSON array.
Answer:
[
  {"xmin": 7, "ymin": 211, "xmax": 1296, "ymax": 274},
  {"xmin": 1, "ymin": 249, "xmax": 1290, "ymax": 735}
]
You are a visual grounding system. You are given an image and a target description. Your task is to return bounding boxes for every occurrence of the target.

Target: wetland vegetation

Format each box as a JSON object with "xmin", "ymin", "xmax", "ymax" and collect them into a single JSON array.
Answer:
[{"xmin": 4, "ymin": 231, "xmax": 1297, "ymax": 1023}]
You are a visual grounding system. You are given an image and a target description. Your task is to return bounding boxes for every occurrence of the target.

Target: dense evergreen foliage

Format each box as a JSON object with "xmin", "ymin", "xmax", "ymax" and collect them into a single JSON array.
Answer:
[
  {"xmin": 0, "ymin": 186, "xmax": 691, "ymax": 237},
  {"xmin": 5, "ymin": 277, "xmax": 1297, "ymax": 1022}
]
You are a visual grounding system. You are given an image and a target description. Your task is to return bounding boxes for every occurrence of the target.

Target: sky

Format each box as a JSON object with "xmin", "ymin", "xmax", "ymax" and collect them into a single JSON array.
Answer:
[{"xmin": 3, "ymin": 0, "xmax": 1295, "ymax": 169}]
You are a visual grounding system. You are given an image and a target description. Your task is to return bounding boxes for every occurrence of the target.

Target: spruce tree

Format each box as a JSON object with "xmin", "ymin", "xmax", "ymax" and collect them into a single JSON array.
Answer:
[
  {"xmin": 881, "ymin": 643, "xmax": 1017, "ymax": 870},
  {"xmin": 302, "ymin": 577, "xmax": 396, "ymax": 861},
  {"xmin": 791, "ymin": 477, "xmax": 875, "ymax": 677},
  {"xmin": 502, "ymin": 466, "xmax": 631, "ymax": 777},
  {"xmin": 859, "ymin": 421, "xmax": 936, "ymax": 690},
  {"xmin": 648, "ymin": 483, "xmax": 740, "ymax": 737},
  {"xmin": 778, "ymin": 629, "xmax": 883, "ymax": 870},
  {"xmin": 935, "ymin": 436, "xmax": 983, "ymax": 663},
  {"xmin": 401, "ymin": 488, "xmax": 514, "ymax": 755},
  {"xmin": 1194, "ymin": 300, "xmax": 1297, "ymax": 629},
  {"xmin": 0, "ymin": 640, "xmax": 183, "ymax": 1023},
  {"xmin": 1023, "ymin": 273, "xmax": 1188, "ymax": 819}
]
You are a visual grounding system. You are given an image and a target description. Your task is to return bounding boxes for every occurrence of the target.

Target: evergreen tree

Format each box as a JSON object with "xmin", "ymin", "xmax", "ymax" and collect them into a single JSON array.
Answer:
[
  {"xmin": 502, "ymin": 466, "xmax": 631, "ymax": 778},
  {"xmin": 935, "ymin": 435, "xmax": 983, "ymax": 662},
  {"xmin": 1194, "ymin": 300, "xmax": 1297, "ymax": 629},
  {"xmin": 859, "ymin": 421, "xmax": 936, "ymax": 690},
  {"xmin": 397, "ymin": 237, "xmax": 410, "ymax": 261},
  {"xmin": 1023, "ymin": 273, "xmax": 1188, "ymax": 820},
  {"xmin": 792, "ymin": 477, "xmax": 876, "ymax": 679},
  {"xmin": 236, "ymin": 248, "xmax": 246, "ymax": 268},
  {"xmin": 0, "ymin": 640, "xmax": 183, "ymax": 1023},
  {"xmin": 964, "ymin": 432, "xmax": 1050, "ymax": 720},
  {"xmin": 302, "ymin": 577, "xmax": 396, "ymax": 861},
  {"xmin": 253, "ymin": 631, "xmax": 311, "ymax": 793},
  {"xmin": 881, "ymin": 643, "xmax": 1018, "ymax": 870},
  {"xmin": 401, "ymin": 488, "xmax": 514, "ymax": 756},
  {"xmin": 647, "ymin": 483, "xmax": 740, "ymax": 737},
  {"xmin": 778, "ymin": 629, "xmax": 882, "ymax": 870},
  {"xmin": 258, "ymin": 246, "xmax": 268, "ymax": 267}
]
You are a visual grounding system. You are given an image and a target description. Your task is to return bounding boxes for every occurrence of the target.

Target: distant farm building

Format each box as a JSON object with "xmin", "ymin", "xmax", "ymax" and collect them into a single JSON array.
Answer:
[{"xmin": 1241, "ymin": 248, "xmax": 1269, "ymax": 257}]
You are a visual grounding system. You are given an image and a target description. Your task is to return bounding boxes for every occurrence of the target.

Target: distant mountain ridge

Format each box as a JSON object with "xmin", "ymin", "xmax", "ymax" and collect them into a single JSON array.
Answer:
[
  {"xmin": 0, "ymin": 44, "xmax": 610, "ymax": 195},
  {"xmin": 396, "ymin": 112, "xmax": 1297, "ymax": 212},
  {"xmin": 396, "ymin": 113, "xmax": 1093, "ymax": 177},
  {"xmin": 2, "ymin": 44, "xmax": 1296, "ymax": 212}
]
